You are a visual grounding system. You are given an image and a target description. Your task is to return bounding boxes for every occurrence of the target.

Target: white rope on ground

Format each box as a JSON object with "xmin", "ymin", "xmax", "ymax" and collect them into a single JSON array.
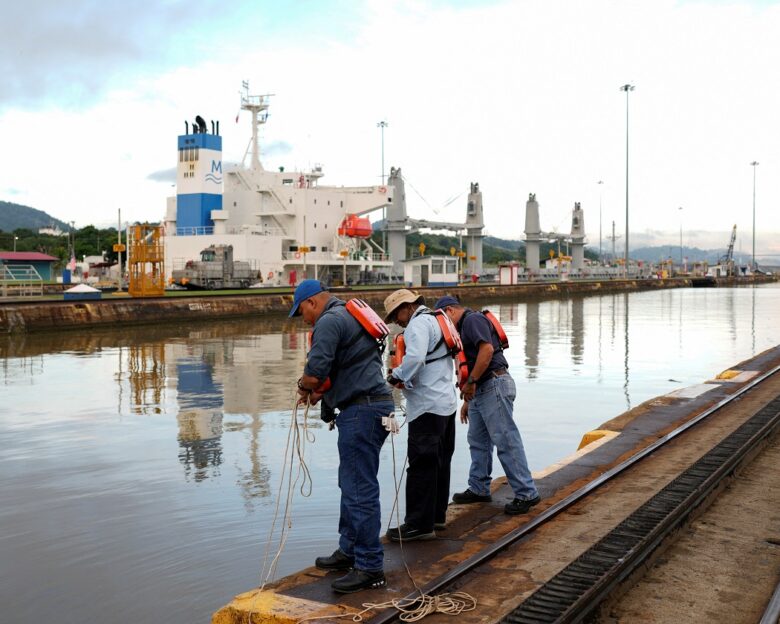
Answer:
[{"xmin": 297, "ymin": 415, "xmax": 477, "ymax": 623}]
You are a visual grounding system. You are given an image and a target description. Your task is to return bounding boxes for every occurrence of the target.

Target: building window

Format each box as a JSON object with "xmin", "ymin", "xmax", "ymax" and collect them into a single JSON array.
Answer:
[
  {"xmin": 340, "ymin": 201, "xmax": 343, "ymax": 208},
  {"xmin": 432, "ymin": 260, "xmax": 444, "ymax": 274},
  {"xmin": 289, "ymin": 198, "xmax": 293, "ymax": 204},
  {"xmin": 446, "ymin": 259, "xmax": 458, "ymax": 274},
  {"xmin": 314, "ymin": 223, "xmax": 317, "ymax": 228},
  {"xmin": 289, "ymin": 245, "xmax": 298, "ymax": 252},
  {"xmin": 324, "ymin": 223, "xmax": 327, "ymax": 229},
  {"xmin": 321, "ymin": 246, "xmax": 328, "ymax": 252}
]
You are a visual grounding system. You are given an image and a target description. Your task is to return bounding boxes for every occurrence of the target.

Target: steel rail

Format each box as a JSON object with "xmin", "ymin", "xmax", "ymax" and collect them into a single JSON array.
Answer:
[
  {"xmin": 759, "ymin": 578, "xmax": 780, "ymax": 624},
  {"xmin": 368, "ymin": 362, "xmax": 780, "ymax": 624},
  {"xmin": 541, "ymin": 386, "xmax": 780, "ymax": 623}
]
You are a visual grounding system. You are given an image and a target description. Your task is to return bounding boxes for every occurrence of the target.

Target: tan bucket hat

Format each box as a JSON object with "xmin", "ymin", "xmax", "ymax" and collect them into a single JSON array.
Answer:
[{"xmin": 383, "ymin": 289, "xmax": 425, "ymax": 322}]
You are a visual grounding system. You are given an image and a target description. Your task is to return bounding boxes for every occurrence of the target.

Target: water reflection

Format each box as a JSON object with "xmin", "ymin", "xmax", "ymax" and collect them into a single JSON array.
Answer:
[
  {"xmin": 524, "ymin": 300, "xmax": 540, "ymax": 379},
  {"xmin": 1, "ymin": 286, "xmax": 780, "ymax": 624}
]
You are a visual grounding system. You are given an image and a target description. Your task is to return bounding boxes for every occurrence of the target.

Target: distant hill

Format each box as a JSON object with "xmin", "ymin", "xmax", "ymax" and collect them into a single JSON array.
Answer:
[
  {"xmin": 0, "ymin": 201, "xmax": 69, "ymax": 232},
  {"xmin": 614, "ymin": 246, "xmax": 732, "ymax": 264}
]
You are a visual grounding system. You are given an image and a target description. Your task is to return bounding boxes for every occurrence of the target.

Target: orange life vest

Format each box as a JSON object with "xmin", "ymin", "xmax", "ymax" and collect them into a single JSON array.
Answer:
[
  {"xmin": 306, "ymin": 298, "xmax": 389, "ymax": 394},
  {"xmin": 456, "ymin": 351, "xmax": 469, "ymax": 389},
  {"xmin": 391, "ymin": 332, "xmax": 405, "ymax": 369},
  {"xmin": 482, "ymin": 310, "xmax": 509, "ymax": 350},
  {"xmin": 455, "ymin": 310, "xmax": 508, "ymax": 389},
  {"xmin": 390, "ymin": 310, "xmax": 464, "ymax": 386}
]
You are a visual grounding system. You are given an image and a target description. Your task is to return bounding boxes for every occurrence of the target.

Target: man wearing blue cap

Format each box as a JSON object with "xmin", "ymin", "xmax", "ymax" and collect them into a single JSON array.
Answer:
[
  {"xmin": 435, "ymin": 295, "xmax": 540, "ymax": 516},
  {"xmin": 291, "ymin": 279, "xmax": 394, "ymax": 593}
]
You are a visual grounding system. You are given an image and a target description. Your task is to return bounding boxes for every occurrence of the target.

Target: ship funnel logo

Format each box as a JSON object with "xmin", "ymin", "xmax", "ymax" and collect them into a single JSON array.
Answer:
[{"xmin": 205, "ymin": 160, "xmax": 223, "ymax": 184}]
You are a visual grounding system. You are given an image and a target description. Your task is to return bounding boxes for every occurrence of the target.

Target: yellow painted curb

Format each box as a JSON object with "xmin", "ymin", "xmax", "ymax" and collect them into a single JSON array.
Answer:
[
  {"xmin": 212, "ymin": 588, "xmax": 359, "ymax": 624},
  {"xmin": 577, "ymin": 429, "xmax": 614, "ymax": 450},
  {"xmin": 716, "ymin": 369, "xmax": 741, "ymax": 380}
]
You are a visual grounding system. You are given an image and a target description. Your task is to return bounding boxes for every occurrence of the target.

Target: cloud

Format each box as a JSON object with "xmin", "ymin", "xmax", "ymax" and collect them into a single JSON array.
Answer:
[
  {"xmin": 0, "ymin": 0, "xmax": 252, "ymax": 109},
  {"xmin": 263, "ymin": 140, "xmax": 293, "ymax": 157},
  {"xmin": 147, "ymin": 168, "xmax": 177, "ymax": 184}
]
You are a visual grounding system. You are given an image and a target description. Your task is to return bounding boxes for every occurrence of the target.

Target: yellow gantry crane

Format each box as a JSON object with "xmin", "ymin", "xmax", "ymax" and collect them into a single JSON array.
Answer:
[{"xmin": 128, "ymin": 224, "xmax": 165, "ymax": 297}]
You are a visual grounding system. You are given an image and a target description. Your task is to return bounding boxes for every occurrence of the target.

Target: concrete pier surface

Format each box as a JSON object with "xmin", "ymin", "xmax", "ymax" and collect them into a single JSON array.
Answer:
[
  {"xmin": 1, "ymin": 275, "xmax": 775, "ymax": 334},
  {"xmin": 212, "ymin": 345, "xmax": 780, "ymax": 623}
]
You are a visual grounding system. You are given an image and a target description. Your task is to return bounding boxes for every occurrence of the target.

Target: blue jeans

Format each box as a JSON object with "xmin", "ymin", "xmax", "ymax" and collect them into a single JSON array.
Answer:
[
  {"xmin": 336, "ymin": 400, "xmax": 393, "ymax": 572},
  {"xmin": 466, "ymin": 374, "xmax": 538, "ymax": 500}
]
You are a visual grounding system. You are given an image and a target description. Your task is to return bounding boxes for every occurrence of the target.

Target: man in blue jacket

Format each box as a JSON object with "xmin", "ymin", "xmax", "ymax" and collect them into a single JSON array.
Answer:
[
  {"xmin": 292, "ymin": 280, "xmax": 394, "ymax": 593},
  {"xmin": 435, "ymin": 295, "xmax": 540, "ymax": 516},
  {"xmin": 384, "ymin": 289, "xmax": 458, "ymax": 541}
]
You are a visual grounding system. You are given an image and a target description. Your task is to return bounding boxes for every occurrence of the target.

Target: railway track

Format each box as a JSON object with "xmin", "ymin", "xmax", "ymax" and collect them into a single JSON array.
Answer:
[{"xmin": 369, "ymin": 364, "xmax": 780, "ymax": 624}]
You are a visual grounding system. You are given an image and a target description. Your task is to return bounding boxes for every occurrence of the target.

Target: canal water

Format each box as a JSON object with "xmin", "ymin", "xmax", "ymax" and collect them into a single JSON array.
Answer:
[{"xmin": 1, "ymin": 284, "xmax": 778, "ymax": 623}]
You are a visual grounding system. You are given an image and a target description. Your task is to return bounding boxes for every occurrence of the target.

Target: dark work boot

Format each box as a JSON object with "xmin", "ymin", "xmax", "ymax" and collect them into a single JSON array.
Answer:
[
  {"xmin": 504, "ymin": 495, "xmax": 541, "ymax": 516},
  {"xmin": 331, "ymin": 569, "xmax": 386, "ymax": 594},
  {"xmin": 386, "ymin": 524, "xmax": 436, "ymax": 542},
  {"xmin": 315, "ymin": 549, "xmax": 355, "ymax": 571},
  {"xmin": 452, "ymin": 488, "xmax": 492, "ymax": 504}
]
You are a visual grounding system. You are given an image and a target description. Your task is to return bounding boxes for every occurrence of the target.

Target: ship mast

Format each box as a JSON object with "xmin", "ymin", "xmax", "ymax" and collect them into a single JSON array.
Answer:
[{"xmin": 239, "ymin": 81, "xmax": 273, "ymax": 170}]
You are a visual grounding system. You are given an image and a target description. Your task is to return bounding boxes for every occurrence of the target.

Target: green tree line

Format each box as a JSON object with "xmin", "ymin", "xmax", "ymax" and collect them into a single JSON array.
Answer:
[{"xmin": 0, "ymin": 226, "xmax": 124, "ymax": 266}]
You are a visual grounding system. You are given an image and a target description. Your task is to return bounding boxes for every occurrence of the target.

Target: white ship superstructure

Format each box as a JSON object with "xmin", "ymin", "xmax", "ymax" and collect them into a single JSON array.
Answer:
[{"xmin": 163, "ymin": 92, "xmax": 394, "ymax": 285}]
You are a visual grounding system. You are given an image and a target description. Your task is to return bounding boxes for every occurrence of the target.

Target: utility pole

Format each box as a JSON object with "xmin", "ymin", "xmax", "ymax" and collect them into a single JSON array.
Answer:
[
  {"xmin": 117, "ymin": 209, "xmax": 123, "ymax": 291},
  {"xmin": 607, "ymin": 220, "xmax": 621, "ymax": 265},
  {"xmin": 750, "ymin": 161, "xmax": 759, "ymax": 270},
  {"xmin": 377, "ymin": 120, "xmax": 389, "ymax": 254},
  {"xmin": 619, "ymin": 83, "xmax": 635, "ymax": 277},
  {"xmin": 678, "ymin": 206, "xmax": 683, "ymax": 269},
  {"xmin": 597, "ymin": 180, "xmax": 604, "ymax": 264}
]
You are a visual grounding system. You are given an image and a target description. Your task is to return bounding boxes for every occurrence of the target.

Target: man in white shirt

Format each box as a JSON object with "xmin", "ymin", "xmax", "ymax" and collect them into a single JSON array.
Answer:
[{"xmin": 384, "ymin": 289, "xmax": 458, "ymax": 541}]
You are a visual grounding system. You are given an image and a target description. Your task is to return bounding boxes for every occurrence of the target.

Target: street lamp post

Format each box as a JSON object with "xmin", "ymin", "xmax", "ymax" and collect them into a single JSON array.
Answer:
[
  {"xmin": 619, "ymin": 83, "xmax": 635, "ymax": 278},
  {"xmin": 750, "ymin": 161, "xmax": 759, "ymax": 270},
  {"xmin": 597, "ymin": 180, "xmax": 604, "ymax": 264},
  {"xmin": 377, "ymin": 120, "xmax": 389, "ymax": 253},
  {"xmin": 678, "ymin": 206, "xmax": 683, "ymax": 269},
  {"xmin": 13, "ymin": 236, "xmax": 18, "ymax": 252}
]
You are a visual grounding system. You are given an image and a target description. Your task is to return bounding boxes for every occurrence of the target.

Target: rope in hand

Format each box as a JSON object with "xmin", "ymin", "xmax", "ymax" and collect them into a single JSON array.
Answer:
[{"xmin": 298, "ymin": 409, "xmax": 477, "ymax": 623}]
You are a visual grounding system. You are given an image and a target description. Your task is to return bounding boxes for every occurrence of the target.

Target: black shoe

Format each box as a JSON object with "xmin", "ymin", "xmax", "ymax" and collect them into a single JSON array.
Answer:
[
  {"xmin": 315, "ymin": 549, "xmax": 355, "ymax": 571},
  {"xmin": 504, "ymin": 495, "xmax": 541, "ymax": 515},
  {"xmin": 452, "ymin": 489, "xmax": 492, "ymax": 504},
  {"xmin": 386, "ymin": 524, "xmax": 436, "ymax": 542},
  {"xmin": 434, "ymin": 522, "xmax": 446, "ymax": 531},
  {"xmin": 331, "ymin": 568, "xmax": 386, "ymax": 594}
]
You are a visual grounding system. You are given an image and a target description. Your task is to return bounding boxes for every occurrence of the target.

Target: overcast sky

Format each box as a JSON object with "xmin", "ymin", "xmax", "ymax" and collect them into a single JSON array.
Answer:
[{"xmin": 1, "ymin": 0, "xmax": 779, "ymax": 257}]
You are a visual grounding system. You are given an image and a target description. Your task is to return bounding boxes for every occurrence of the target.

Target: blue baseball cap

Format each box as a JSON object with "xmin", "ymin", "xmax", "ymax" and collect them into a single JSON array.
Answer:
[
  {"xmin": 434, "ymin": 295, "xmax": 461, "ymax": 310},
  {"xmin": 289, "ymin": 279, "xmax": 327, "ymax": 317}
]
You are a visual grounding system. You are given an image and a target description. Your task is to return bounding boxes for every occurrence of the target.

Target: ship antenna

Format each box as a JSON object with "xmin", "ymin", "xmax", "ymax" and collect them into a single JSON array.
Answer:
[{"xmin": 240, "ymin": 81, "xmax": 274, "ymax": 171}]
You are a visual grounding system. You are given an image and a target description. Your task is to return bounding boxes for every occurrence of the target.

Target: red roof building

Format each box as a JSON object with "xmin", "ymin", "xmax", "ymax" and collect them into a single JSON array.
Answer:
[{"xmin": 0, "ymin": 252, "xmax": 59, "ymax": 262}]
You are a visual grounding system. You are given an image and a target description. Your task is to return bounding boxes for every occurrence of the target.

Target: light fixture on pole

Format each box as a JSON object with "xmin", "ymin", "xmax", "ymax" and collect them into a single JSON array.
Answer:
[
  {"xmin": 597, "ymin": 180, "xmax": 604, "ymax": 264},
  {"xmin": 14, "ymin": 236, "xmax": 18, "ymax": 252},
  {"xmin": 750, "ymin": 161, "xmax": 759, "ymax": 270},
  {"xmin": 377, "ymin": 120, "xmax": 389, "ymax": 253},
  {"xmin": 619, "ymin": 83, "xmax": 635, "ymax": 278}
]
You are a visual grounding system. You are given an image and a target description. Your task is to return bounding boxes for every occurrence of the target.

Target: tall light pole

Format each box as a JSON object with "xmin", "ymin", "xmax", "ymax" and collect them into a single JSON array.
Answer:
[
  {"xmin": 619, "ymin": 84, "xmax": 635, "ymax": 277},
  {"xmin": 597, "ymin": 180, "xmax": 604, "ymax": 264},
  {"xmin": 377, "ymin": 120, "xmax": 389, "ymax": 253},
  {"xmin": 750, "ymin": 161, "xmax": 759, "ymax": 270},
  {"xmin": 13, "ymin": 236, "xmax": 18, "ymax": 252},
  {"xmin": 678, "ymin": 206, "xmax": 683, "ymax": 270}
]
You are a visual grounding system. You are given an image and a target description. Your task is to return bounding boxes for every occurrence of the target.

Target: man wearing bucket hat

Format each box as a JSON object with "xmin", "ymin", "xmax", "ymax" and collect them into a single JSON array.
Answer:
[
  {"xmin": 291, "ymin": 279, "xmax": 394, "ymax": 593},
  {"xmin": 435, "ymin": 295, "xmax": 540, "ymax": 516},
  {"xmin": 384, "ymin": 289, "xmax": 458, "ymax": 541}
]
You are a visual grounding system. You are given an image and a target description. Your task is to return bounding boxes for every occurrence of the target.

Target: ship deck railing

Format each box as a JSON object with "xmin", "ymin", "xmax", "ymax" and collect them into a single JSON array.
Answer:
[{"xmin": 282, "ymin": 251, "xmax": 390, "ymax": 263}]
